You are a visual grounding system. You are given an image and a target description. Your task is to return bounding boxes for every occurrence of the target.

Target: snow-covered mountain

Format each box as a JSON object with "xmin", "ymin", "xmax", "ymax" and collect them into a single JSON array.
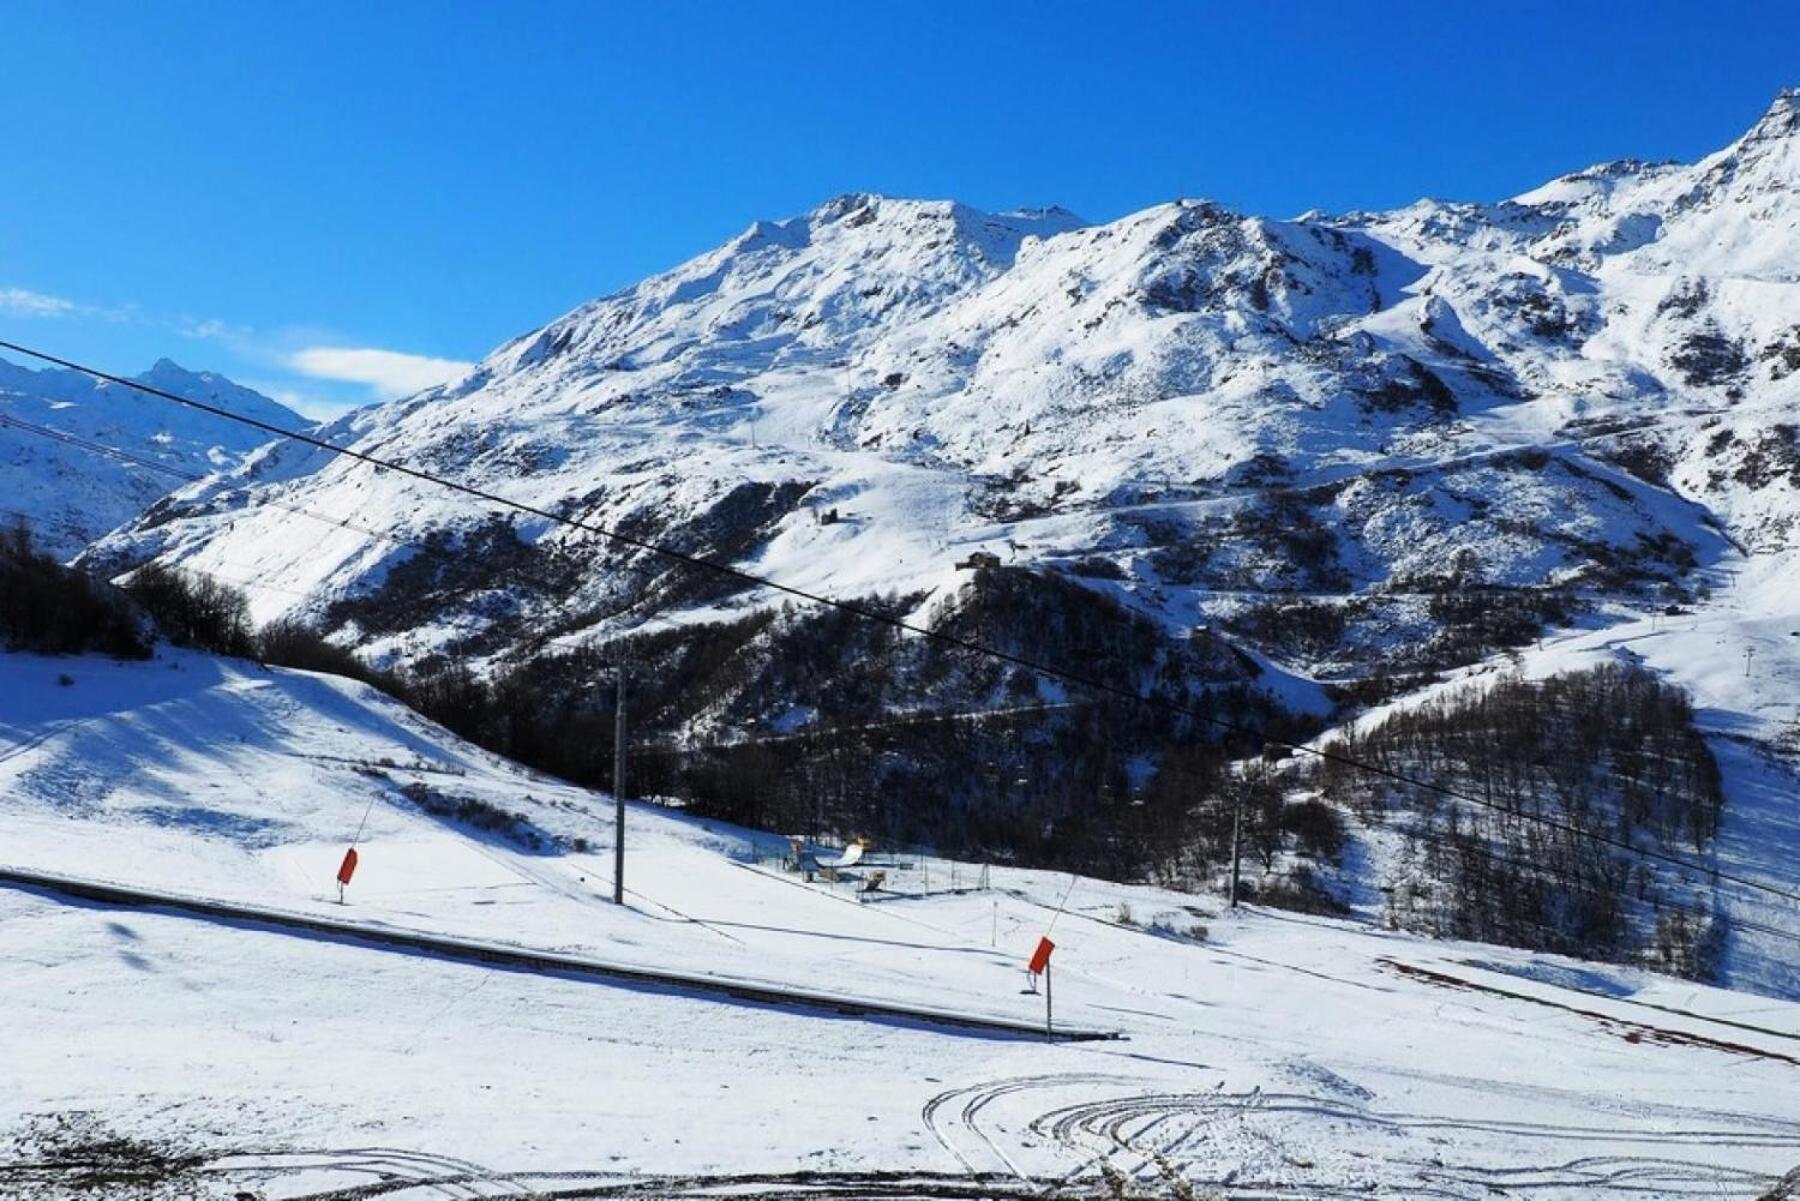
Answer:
[
  {"xmin": 72, "ymin": 92, "xmax": 1800, "ymax": 980},
  {"xmin": 93, "ymin": 92, "xmax": 1800, "ymax": 672},
  {"xmin": 0, "ymin": 357, "xmax": 301, "ymax": 561}
]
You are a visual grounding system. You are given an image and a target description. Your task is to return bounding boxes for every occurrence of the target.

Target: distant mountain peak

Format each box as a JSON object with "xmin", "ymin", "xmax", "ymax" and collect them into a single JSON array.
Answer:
[
  {"xmin": 0, "ymin": 355, "xmax": 302, "ymax": 560},
  {"xmin": 1747, "ymin": 87, "xmax": 1800, "ymax": 142},
  {"xmin": 138, "ymin": 357, "xmax": 211, "ymax": 383},
  {"xmin": 1664, "ymin": 85, "xmax": 1800, "ymax": 224},
  {"xmin": 788, "ymin": 193, "xmax": 1085, "ymax": 249},
  {"xmin": 1001, "ymin": 203, "xmax": 1083, "ymax": 224}
]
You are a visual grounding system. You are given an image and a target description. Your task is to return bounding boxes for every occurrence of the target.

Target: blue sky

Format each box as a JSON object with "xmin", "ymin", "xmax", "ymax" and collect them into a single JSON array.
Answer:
[{"xmin": 2, "ymin": 0, "xmax": 1795, "ymax": 418}]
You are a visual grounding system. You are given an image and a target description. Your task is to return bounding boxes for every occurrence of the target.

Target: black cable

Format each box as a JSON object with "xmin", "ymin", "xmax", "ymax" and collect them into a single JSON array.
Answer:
[
  {"xmin": 0, "ymin": 411, "xmax": 419, "ymax": 554},
  {"xmin": 0, "ymin": 411, "xmax": 201, "ymax": 482},
  {"xmin": 1, "ymin": 339, "xmax": 1795, "ymax": 908}
]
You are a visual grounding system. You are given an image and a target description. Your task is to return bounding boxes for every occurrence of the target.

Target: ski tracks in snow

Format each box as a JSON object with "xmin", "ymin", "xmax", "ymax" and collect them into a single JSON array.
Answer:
[
  {"xmin": 922, "ymin": 1073, "xmax": 1132, "ymax": 1183},
  {"xmin": 918, "ymin": 1068, "xmax": 1800, "ymax": 1200}
]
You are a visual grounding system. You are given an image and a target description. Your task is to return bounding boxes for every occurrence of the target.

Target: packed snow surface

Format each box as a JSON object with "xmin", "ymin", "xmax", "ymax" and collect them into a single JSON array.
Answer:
[{"xmin": 2, "ymin": 648, "xmax": 1797, "ymax": 1198}]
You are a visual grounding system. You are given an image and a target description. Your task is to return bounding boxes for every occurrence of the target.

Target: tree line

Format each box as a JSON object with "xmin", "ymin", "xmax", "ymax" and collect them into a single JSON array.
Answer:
[{"xmin": 6, "ymin": 539, "xmax": 1347, "ymax": 889}]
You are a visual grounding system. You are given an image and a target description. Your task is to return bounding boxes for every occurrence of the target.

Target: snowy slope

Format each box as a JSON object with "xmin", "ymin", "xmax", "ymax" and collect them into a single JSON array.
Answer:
[
  {"xmin": 3, "ymin": 645, "xmax": 1798, "ymax": 1199},
  {"xmin": 1303, "ymin": 540, "xmax": 1800, "ymax": 1001},
  {"xmin": 0, "ymin": 357, "xmax": 301, "ymax": 561}
]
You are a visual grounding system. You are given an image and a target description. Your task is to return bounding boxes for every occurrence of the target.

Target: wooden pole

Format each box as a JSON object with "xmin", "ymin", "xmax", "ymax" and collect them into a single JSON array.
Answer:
[
  {"xmin": 614, "ymin": 667, "xmax": 627, "ymax": 905},
  {"xmin": 1229, "ymin": 775, "xmax": 1244, "ymax": 910}
]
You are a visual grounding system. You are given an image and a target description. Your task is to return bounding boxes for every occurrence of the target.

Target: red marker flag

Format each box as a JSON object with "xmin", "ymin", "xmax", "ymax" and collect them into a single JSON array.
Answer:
[
  {"xmin": 337, "ymin": 847, "xmax": 359, "ymax": 887},
  {"xmin": 1028, "ymin": 936, "xmax": 1054, "ymax": 975}
]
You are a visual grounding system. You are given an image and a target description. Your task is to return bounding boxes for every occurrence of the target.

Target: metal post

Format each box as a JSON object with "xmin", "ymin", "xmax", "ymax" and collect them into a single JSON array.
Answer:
[
  {"xmin": 1229, "ymin": 775, "xmax": 1244, "ymax": 910},
  {"xmin": 614, "ymin": 667, "xmax": 626, "ymax": 905},
  {"xmin": 1044, "ymin": 961, "xmax": 1053, "ymax": 1041}
]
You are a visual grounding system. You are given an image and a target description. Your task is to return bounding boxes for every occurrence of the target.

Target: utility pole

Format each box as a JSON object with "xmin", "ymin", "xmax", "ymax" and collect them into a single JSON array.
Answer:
[
  {"xmin": 1228, "ymin": 770, "xmax": 1245, "ymax": 910},
  {"xmin": 614, "ymin": 666, "xmax": 627, "ymax": 905}
]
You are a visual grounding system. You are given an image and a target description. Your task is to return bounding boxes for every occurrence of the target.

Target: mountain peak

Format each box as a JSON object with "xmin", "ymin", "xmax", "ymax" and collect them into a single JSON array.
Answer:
[
  {"xmin": 139, "ymin": 357, "xmax": 204, "ymax": 381},
  {"xmin": 1670, "ymin": 85, "xmax": 1800, "ymax": 219},
  {"xmin": 807, "ymin": 192, "xmax": 954, "ymax": 228},
  {"xmin": 128, "ymin": 357, "xmax": 304, "ymax": 426},
  {"xmin": 1744, "ymin": 86, "xmax": 1800, "ymax": 144},
  {"xmin": 800, "ymin": 192, "xmax": 1085, "ymax": 244}
]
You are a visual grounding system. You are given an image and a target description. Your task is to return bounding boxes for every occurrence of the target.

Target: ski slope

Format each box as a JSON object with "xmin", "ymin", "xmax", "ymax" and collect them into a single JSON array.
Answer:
[{"xmin": 2, "ymin": 647, "xmax": 1797, "ymax": 1199}]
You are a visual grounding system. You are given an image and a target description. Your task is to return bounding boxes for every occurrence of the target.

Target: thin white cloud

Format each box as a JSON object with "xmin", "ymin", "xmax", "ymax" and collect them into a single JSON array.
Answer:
[
  {"xmin": 287, "ymin": 346, "xmax": 475, "ymax": 400},
  {"xmin": 231, "ymin": 379, "xmax": 341, "ymax": 422},
  {"xmin": 0, "ymin": 287, "xmax": 472, "ymax": 416},
  {"xmin": 0, "ymin": 287, "xmax": 82, "ymax": 317},
  {"xmin": 179, "ymin": 316, "xmax": 241, "ymax": 342}
]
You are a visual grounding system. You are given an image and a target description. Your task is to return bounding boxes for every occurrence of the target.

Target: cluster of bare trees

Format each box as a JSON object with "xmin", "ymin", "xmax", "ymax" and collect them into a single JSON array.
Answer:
[
  {"xmin": 0, "ymin": 524, "xmax": 148, "ymax": 659},
  {"xmin": 1317, "ymin": 664, "xmax": 1726, "ymax": 973},
  {"xmin": 123, "ymin": 562, "xmax": 256, "ymax": 657},
  {"xmin": 366, "ymin": 566, "xmax": 1335, "ymax": 883}
]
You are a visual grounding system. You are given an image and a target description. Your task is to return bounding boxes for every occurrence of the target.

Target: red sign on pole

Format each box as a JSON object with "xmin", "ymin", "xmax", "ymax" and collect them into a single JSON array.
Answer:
[
  {"xmin": 1028, "ymin": 936, "xmax": 1055, "ymax": 975},
  {"xmin": 337, "ymin": 847, "xmax": 359, "ymax": 887}
]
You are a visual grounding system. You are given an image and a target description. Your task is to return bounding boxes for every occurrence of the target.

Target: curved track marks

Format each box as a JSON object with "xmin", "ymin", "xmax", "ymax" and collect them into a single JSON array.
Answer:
[{"xmin": 921, "ymin": 1072, "xmax": 1800, "ymax": 1200}]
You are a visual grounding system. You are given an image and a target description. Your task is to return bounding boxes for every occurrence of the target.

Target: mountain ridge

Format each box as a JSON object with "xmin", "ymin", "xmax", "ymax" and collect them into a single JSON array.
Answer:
[
  {"xmin": 0, "ymin": 356, "xmax": 302, "ymax": 561},
  {"xmin": 85, "ymin": 90, "xmax": 1800, "ymax": 664}
]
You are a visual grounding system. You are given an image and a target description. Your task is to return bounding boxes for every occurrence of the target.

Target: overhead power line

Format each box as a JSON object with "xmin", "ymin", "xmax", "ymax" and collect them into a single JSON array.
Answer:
[
  {"xmin": 0, "ymin": 410, "xmax": 422, "ymax": 556},
  {"xmin": 0, "ymin": 410, "xmax": 202, "ymax": 483},
  {"xmin": 1, "ymin": 339, "xmax": 1795, "ymax": 910}
]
